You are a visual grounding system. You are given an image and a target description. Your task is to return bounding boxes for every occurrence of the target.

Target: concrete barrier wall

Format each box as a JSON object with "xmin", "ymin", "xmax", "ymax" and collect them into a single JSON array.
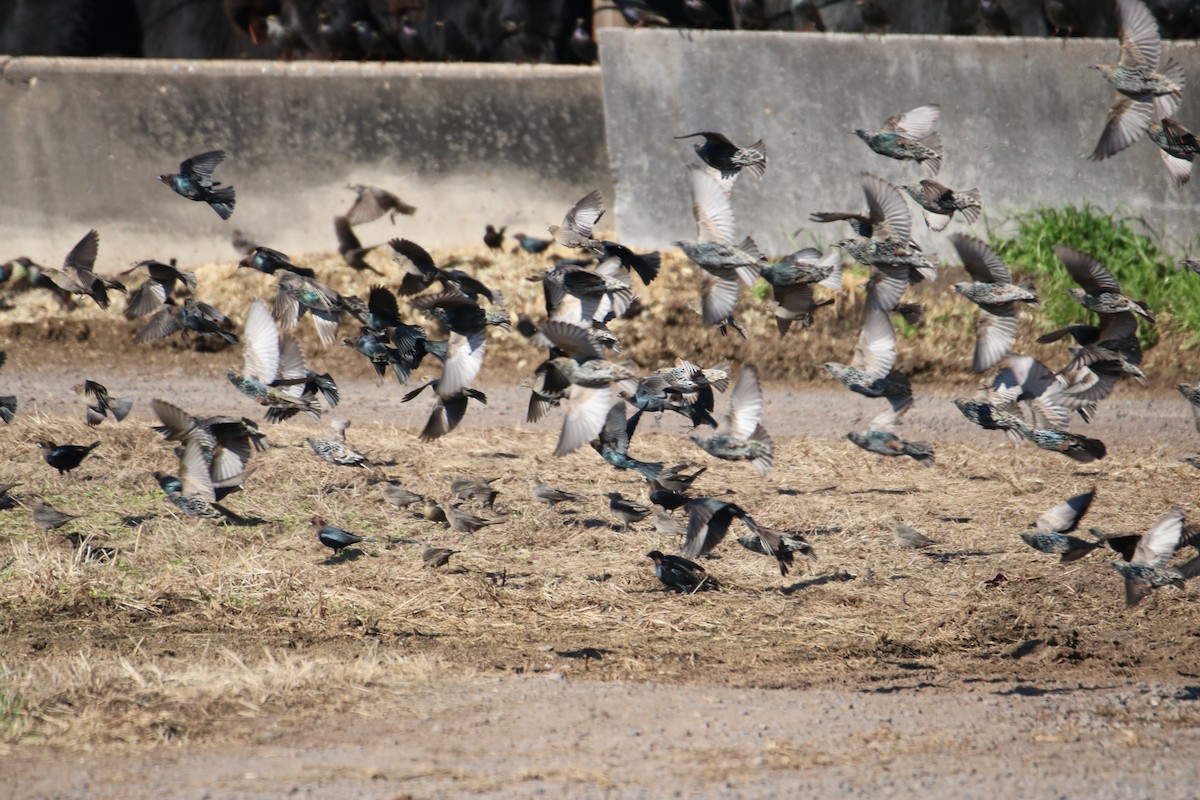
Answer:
[
  {"xmin": 0, "ymin": 57, "xmax": 610, "ymax": 267},
  {"xmin": 599, "ymin": 29, "xmax": 1200, "ymax": 257}
]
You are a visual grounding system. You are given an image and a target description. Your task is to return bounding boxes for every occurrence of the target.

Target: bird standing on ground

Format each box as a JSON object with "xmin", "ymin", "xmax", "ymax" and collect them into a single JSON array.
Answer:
[
  {"xmin": 313, "ymin": 516, "xmax": 376, "ymax": 554},
  {"xmin": 608, "ymin": 492, "xmax": 651, "ymax": 530},
  {"xmin": 158, "ymin": 150, "xmax": 236, "ymax": 220},
  {"xmin": 529, "ymin": 476, "xmax": 583, "ymax": 507},
  {"xmin": 37, "ymin": 440, "xmax": 99, "ymax": 475}
]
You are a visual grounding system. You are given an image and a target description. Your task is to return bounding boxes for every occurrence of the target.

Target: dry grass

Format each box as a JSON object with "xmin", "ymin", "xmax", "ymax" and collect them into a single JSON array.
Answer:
[
  {"xmin": 3, "ymin": 240, "xmax": 1198, "ymax": 386},
  {"xmin": 2, "ymin": 412, "xmax": 1200, "ymax": 748}
]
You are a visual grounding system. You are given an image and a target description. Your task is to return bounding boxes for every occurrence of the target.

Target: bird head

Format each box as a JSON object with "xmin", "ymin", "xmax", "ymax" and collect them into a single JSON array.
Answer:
[
  {"xmin": 156, "ymin": 174, "xmax": 170, "ymax": 184},
  {"xmin": 310, "ymin": 516, "xmax": 326, "ymax": 528},
  {"xmin": 821, "ymin": 362, "xmax": 844, "ymax": 379}
]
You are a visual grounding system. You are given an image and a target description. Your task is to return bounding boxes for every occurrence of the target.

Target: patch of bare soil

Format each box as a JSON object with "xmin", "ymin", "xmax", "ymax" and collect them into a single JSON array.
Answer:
[{"xmin": 3, "ymin": 242, "xmax": 1200, "ymax": 796}]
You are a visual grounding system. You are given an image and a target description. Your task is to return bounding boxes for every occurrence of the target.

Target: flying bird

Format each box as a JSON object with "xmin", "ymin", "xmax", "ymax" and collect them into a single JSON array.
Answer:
[
  {"xmin": 689, "ymin": 364, "xmax": 774, "ymax": 477},
  {"xmin": 344, "ymin": 184, "xmax": 416, "ymax": 224},
  {"xmin": 73, "ymin": 380, "xmax": 133, "ymax": 426},
  {"xmin": 853, "ymin": 105, "xmax": 942, "ymax": 176},
  {"xmin": 227, "ymin": 298, "xmax": 323, "ymax": 422},
  {"xmin": 950, "ymin": 234, "xmax": 1038, "ymax": 373},
  {"xmin": 675, "ymin": 131, "xmax": 767, "ymax": 180},
  {"xmin": 158, "ymin": 150, "xmax": 236, "ymax": 219}
]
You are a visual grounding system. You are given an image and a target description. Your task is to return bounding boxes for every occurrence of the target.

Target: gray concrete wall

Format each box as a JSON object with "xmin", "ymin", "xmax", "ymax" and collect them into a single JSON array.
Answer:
[
  {"xmin": 0, "ymin": 57, "xmax": 609, "ymax": 267},
  {"xmin": 598, "ymin": 29, "xmax": 1200, "ymax": 258}
]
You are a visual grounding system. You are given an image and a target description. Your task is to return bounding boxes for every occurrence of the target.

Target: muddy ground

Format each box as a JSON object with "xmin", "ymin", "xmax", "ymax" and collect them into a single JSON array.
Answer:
[{"xmin": 4, "ymin": 243, "xmax": 1200, "ymax": 797}]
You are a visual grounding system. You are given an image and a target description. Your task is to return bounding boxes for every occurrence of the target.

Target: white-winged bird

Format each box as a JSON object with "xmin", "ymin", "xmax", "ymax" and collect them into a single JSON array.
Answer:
[
  {"xmin": 950, "ymin": 235, "xmax": 1038, "ymax": 373},
  {"xmin": 158, "ymin": 150, "xmax": 236, "ymax": 220},
  {"xmin": 227, "ymin": 298, "xmax": 322, "ymax": 423},
  {"xmin": 548, "ymin": 189, "xmax": 605, "ymax": 253},
  {"xmin": 1021, "ymin": 488, "xmax": 1099, "ymax": 561},
  {"xmin": 1110, "ymin": 508, "xmax": 1190, "ymax": 606},
  {"xmin": 690, "ymin": 364, "xmax": 773, "ymax": 477}
]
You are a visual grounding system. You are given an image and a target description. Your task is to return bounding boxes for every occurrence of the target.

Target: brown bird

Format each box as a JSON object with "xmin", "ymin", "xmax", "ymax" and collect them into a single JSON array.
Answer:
[{"xmin": 344, "ymin": 184, "xmax": 417, "ymax": 225}]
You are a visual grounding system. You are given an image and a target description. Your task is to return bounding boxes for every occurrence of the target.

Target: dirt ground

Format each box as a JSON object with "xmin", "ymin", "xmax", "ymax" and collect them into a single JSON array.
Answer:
[{"xmin": 4, "ymin": 243, "xmax": 1200, "ymax": 797}]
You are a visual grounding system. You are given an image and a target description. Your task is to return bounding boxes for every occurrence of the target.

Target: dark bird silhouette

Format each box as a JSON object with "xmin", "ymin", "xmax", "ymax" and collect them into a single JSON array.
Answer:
[
  {"xmin": 591, "ymin": 400, "xmax": 663, "ymax": 480},
  {"xmin": 333, "ymin": 216, "xmax": 384, "ymax": 276},
  {"xmin": 37, "ymin": 440, "xmax": 99, "ymax": 475},
  {"xmin": 158, "ymin": 150, "xmax": 236, "ymax": 219},
  {"xmin": 675, "ymin": 132, "xmax": 767, "ymax": 180},
  {"xmin": 401, "ymin": 379, "xmax": 488, "ymax": 441},
  {"xmin": 484, "ymin": 225, "xmax": 506, "ymax": 250},
  {"xmin": 121, "ymin": 258, "xmax": 197, "ymax": 319},
  {"xmin": 136, "ymin": 299, "xmax": 238, "ymax": 345},
  {"xmin": 0, "ymin": 351, "xmax": 14, "ymax": 424},
  {"xmin": 313, "ymin": 516, "xmax": 376, "ymax": 554},
  {"xmin": 238, "ymin": 246, "xmax": 316, "ymax": 278},
  {"xmin": 423, "ymin": 547, "xmax": 459, "ymax": 568},
  {"xmin": 73, "ymin": 380, "xmax": 133, "ymax": 426},
  {"xmin": 344, "ymin": 184, "xmax": 416, "ymax": 225},
  {"xmin": 41, "ymin": 229, "xmax": 127, "ymax": 310},
  {"xmin": 646, "ymin": 550, "xmax": 717, "ymax": 592},
  {"xmin": 682, "ymin": 497, "xmax": 793, "ymax": 576},
  {"xmin": 514, "ymin": 233, "xmax": 553, "ymax": 254}
]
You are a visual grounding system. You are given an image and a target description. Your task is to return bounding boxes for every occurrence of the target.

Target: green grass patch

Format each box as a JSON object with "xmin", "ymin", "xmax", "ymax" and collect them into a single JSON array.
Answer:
[{"xmin": 986, "ymin": 204, "xmax": 1200, "ymax": 348}]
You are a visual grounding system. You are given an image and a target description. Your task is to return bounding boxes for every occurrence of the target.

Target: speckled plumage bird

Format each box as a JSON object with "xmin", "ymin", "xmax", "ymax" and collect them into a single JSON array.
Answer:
[
  {"xmin": 1020, "ymin": 488, "xmax": 1099, "ymax": 561},
  {"xmin": 853, "ymin": 105, "xmax": 942, "ymax": 176},
  {"xmin": 607, "ymin": 492, "xmax": 651, "ymax": 530},
  {"xmin": 73, "ymin": 380, "xmax": 133, "ymax": 426},
  {"xmin": 1015, "ymin": 423, "xmax": 1108, "ymax": 462},
  {"xmin": 344, "ymin": 184, "xmax": 416, "ymax": 225},
  {"xmin": 1055, "ymin": 245, "xmax": 1155, "ymax": 323},
  {"xmin": 273, "ymin": 271, "xmax": 344, "ymax": 347},
  {"xmin": 846, "ymin": 402, "xmax": 934, "ymax": 466},
  {"xmin": 228, "ymin": 298, "xmax": 322, "ymax": 423},
  {"xmin": 646, "ymin": 550, "xmax": 717, "ymax": 593},
  {"xmin": 690, "ymin": 365, "xmax": 774, "ymax": 477},
  {"xmin": 900, "ymin": 180, "xmax": 982, "ymax": 232},
  {"xmin": 313, "ymin": 516, "xmax": 376, "ymax": 554},
  {"xmin": 1148, "ymin": 118, "xmax": 1200, "ymax": 186},
  {"xmin": 136, "ymin": 299, "xmax": 238, "ymax": 345},
  {"xmin": 823, "ymin": 303, "xmax": 911, "ymax": 410},
  {"xmin": 950, "ymin": 235, "xmax": 1038, "ymax": 373},
  {"xmin": 1090, "ymin": 0, "xmax": 1185, "ymax": 162},
  {"xmin": 1109, "ymin": 508, "xmax": 1189, "ymax": 606},
  {"xmin": 37, "ymin": 440, "xmax": 99, "ymax": 475},
  {"xmin": 675, "ymin": 131, "xmax": 767, "ymax": 180},
  {"xmin": 41, "ymin": 230, "xmax": 127, "ymax": 310},
  {"xmin": 156, "ymin": 438, "xmax": 234, "ymax": 520},
  {"xmin": 158, "ymin": 150, "xmax": 235, "ymax": 219},
  {"xmin": 549, "ymin": 190, "xmax": 605, "ymax": 253},
  {"xmin": 306, "ymin": 420, "xmax": 370, "ymax": 468},
  {"xmin": 761, "ymin": 247, "xmax": 843, "ymax": 335}
]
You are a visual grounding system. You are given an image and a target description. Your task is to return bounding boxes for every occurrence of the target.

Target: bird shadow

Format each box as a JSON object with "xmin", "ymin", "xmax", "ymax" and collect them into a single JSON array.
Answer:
[
  {"xmin": 555, "ymin": 647, "xmax": 613, "ymax": 661},
  {"xmin": 865, "ymin": 681, "xmax": 943, "ymax": 694},
  {"xmin": 220, "ymin": 515, "xmax": 268, "ymax": 527},
  {"xmin": 320, "ymin": 549, "xmax": 367, "ymax": 565},
  {"xmin": 120, "ymin": 515, "xmax": 156, "ymax": 527},
  {"xmin": 778, "ymin": 485, "xmax": 839, "ymax": 496},
  {"xmin": 847, "ymin": 488, "xmax": 922, "ymax": 496},
  {"xmin": 581, "ymin": 518, "xmax": 610, "ymax": 529},
  {"xmin": 772, "ymin": 571, "xmax": 856, "ymax": 595},
  {"xmin": 940, "ymin": 517, "xmax": 972, "ymax": 524},
  {"xmin": 994, "ymin": 684, "xmax": 1084, "ymax": 698},
  {"xmin": 920, "ymin": 550, "xmax": 1001, "ymax": 563},
  {"xmin": 1175, "ymin": 686, "xmax": 1200, "ymax": 702},
  {"xmin": 486, "ymin": 452, "xmax": 522, "ymax": 459}
]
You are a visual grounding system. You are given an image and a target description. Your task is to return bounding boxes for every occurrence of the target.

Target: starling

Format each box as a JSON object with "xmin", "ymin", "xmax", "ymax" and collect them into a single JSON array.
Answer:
[
  {"xmin": 333, "ymin": 216, "xmax": 384, "ymax": 276},
  {"xmin": 156, "ymin": 438, "xmax": 236, "ymax": 520},
  {"xmin": 620, "ymin": 388, "xmax": 717, "ymax": 430},
  {"xmin": 484, "ymin": 225, "xmax": 506, "ymax": 250},
  {"xmin": 654, "ymin": 464, "xmax": 707, "ymax": 493},
  {"xmin": 313, "ymin": 516, "xmax": 376, "ymax": 554},
  {"xmin": 675, "ymin": 132, "xmax": 767, "ymax": 180},
  {"xmin": 646, "ymin": 550, "xmax": 716, "ymax": 593},
  {"xmin": 227, "ymin": 298, "xmax": 322, "ymax": 423},
  {"xmin": 238, "ymin": 246, "xmax": 315, "ymax": 278},
  {"xmin": 37, "ymin": 440, "xmax": 99, "ymax": 475},
  {"xmin": 423, "ymin": 547, "xmax": 459, "ymax": 568},
  {"xmin": 136, "ymin": 299, "xmax": 239, "ymax": 346},
  {"xmin": 1055, "ymin": 245, "xmax": 1154, "ymax": 323},
  {"xmin": 682, "ymin": 498, "xmax": 782, "ymax": 571},
  {"xmin": 760, "ymin": 247, "xmax": 842, "ymax": 335},
  {"xmin": 1110, "ymin": 508, "xmax": 1188, "ymax": 605},
  {"xmin": 344, "ymin": 184, "xmax": 416, "ymax": 225},
  {"xmin": 401, "ymin": 380, "xmax": 487, "ymax": 442},
  {"xmin": 1148, "ymin": 117, "xmax": 1200, "ymax": 186},
  {"xmin": 158, "ymin": 150, "xmax": 236, "ymax": 220},
  {"xmin": 529, "ymin": 476, "xmax": 583, "ymax": 507},
  {"xmin": 599, "ymin": 241, "xmax": 660, "ymax": 286},
  {"xmin": 1020, "ymin": 489, "xmax": 1099, "ymax": 562},
  {"xmin": 443, "ymin": 502, "xmax": 504, "ymax": 533},
  {"xmin": 306, "ymin": 424, "xmax": 371, "ymax": 468},
  {"xmin": 273, "ymin": 271, "xmax": 345, "ymax": 347},
  {"xmin": 900, "ymin": 180, "xmax": 982, "ymax": 232},
  {"xmin": 41, "ymin": 230, "xmax": 127, "ymax": 310},
  {"xmin": 894, "ymin": 521, "xmax": 936, "ymax": 549},
  {"xmin": 846, "ymin": 402, "xmax": 935, "ymax": 466},
  {"xmin": 737, "ymin": 527, "xmax": 817, "ymax": 569},
  {"xmin": 689, "ymin": 365, "xmax": 772, "ymax": 477},
  {"xmin": 590, "ymin": 400, "xmax": 664, "ymax": 480},
  {"xmin": 451, "ymin": 477, "xmax": 499, "ymax": 509},
  {"xmin": 73, "ymin": 380, "xmax": 133, "ymax": 426},
  {"xmin": 823, "ymin": 304, "xmax": 911, "ymax": 410},
  {"xmin": 950, "ymin": 235, "xmax": 1038, "ymax": 373},
  {"xmin": 608, "ymin": 492, "xmax": 651, "ymax": 530},
  {"xmin": 548, "ymin": 190, "xmax": 605, "ymax": 253},
  {"xmin": 1090, "ymin": 0, "xmax": 1185, "ymax": 162},
  {"xmin": 1016, "ymin": 424, "xmax": 1108, "ymax": 462},
  {"xmin": 120, "ymin": 258, "xmax": 197, "ymax": 319},
  {"xmin": 151, "ymin": 398, "xmax": 268, "ymax": 483},
  {"xmin": 32, "ymin": 501, "xmax": 79, "ymax": 531},
  {"xmin": 853, "ymin": 105, "xmax": 942, "ymax": 176}
]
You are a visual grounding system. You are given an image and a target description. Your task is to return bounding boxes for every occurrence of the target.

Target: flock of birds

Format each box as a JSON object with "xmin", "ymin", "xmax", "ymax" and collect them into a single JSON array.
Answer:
[{"xmin": 3, "ymin": 0, "xmax": 1200, "ymax": 608}]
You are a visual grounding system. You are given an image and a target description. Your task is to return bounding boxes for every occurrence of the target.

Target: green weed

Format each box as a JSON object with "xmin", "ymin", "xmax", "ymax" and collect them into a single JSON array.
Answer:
[{"xmin": 987, "ymin": 204, "xmax": 1200, "ymax": 348}]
